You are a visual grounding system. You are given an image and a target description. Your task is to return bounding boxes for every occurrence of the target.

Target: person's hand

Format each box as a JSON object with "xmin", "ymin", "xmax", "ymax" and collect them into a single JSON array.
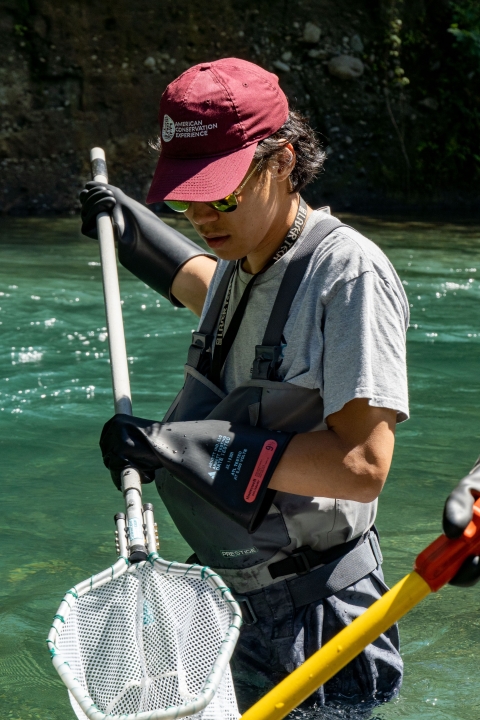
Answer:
[
  {"xmin": 100, "ymin": 413, "xmax": 161, "ymax": 490},
  {"xmin": 100, "ymin": 413, "xmax": 292, "ymax": 531},
  {"xmin": 79, "ymin": 181, "xmax": 128, "ymax": 240},
  {"xmin": 443, "ymin": 460, "xmax": 480, "ymax": 586}
]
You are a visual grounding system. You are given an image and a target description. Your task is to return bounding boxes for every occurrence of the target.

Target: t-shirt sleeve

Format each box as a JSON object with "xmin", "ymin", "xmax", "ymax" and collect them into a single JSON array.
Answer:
[{"xmin": 321, "ymin": 270, "xmax": 409, "ymax": 422}]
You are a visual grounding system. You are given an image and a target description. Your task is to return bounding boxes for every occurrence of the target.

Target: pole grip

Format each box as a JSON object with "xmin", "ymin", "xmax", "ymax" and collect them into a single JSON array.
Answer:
[
  {"xmin": 90, "ymin": 147, "xmax": 147, "ymax": 562},
  {"xmin": 90, "ymin": 146, "xmax": 109, "ymax": 183}
]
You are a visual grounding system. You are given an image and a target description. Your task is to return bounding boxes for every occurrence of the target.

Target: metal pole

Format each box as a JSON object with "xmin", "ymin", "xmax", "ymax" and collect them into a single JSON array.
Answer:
[
  {"xmin": 143, "ymin": 503, "xmax": 159, "ymax": 556},
  {"xmin": 90, "ymin": 147, "xmax": 148, "ymax": 562}
]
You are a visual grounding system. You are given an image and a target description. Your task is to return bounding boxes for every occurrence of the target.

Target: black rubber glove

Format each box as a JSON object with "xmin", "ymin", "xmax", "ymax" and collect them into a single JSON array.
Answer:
[
  {"xmin": 79, "ymin": 181, "xmax": 214, "ymax": 306},
  {"xmin": 80, "ymin": 181, "xmax": 124, "ymax": 239},
  {"xmin": 99, "ymin": 414, "xmax": 159, "ymax": 489},
  {"xmin": 100, "ymin": 413, "xmax": 294, "ymax": 533},
  {"xmin": 443, "ymin": 459, "xmax": 480, "ymax": 586}
]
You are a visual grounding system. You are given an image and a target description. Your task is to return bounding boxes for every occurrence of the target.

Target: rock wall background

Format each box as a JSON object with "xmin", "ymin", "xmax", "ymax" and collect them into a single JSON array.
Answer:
[{"xmin": 1, "ymin": 0, "xmax": 479, "ymax": 216}]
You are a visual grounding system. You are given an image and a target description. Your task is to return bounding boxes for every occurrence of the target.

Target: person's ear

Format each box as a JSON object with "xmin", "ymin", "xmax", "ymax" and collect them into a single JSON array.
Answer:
[{"xmin": 267, "ymin": 143, "xmax": 296, "ymax": 186}]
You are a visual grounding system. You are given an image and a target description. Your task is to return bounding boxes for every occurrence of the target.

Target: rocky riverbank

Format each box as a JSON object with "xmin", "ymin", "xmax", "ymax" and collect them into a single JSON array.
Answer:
[{"xmin": 1, "ymin": 0, "xmax": 478, "ymax": 216}]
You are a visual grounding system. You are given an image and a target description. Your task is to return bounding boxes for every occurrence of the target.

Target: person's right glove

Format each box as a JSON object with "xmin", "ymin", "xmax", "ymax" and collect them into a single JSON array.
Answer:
[
  {"xmin": 80, "ymin": 181, "xmax": 125, "ymax": 240},
  {"xmin": 100, "ymin": 413, "xmax": 294, "ymax": 533},
  {"xmin": 443, "ymin": 459, "xmax": 480, "ymax": 586},
  {"xmin": 79, "ymin": 181, "xmax": 214, "ymax": 306}
]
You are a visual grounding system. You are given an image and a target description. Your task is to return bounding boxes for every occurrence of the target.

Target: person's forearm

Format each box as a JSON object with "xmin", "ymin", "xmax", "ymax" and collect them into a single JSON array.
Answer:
[
  {"xmin": 171, "ymin": 255, "xmax": 217, "ymax": 316},
  {"xmin": 269, "ymin": 428, "xmax": 390, "ymax": 502}
]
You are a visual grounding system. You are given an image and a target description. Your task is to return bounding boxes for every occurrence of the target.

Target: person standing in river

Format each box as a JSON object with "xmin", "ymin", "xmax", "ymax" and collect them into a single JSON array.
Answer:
[{"xmin": 80, "ymin": 58, "xmax": 409, "ymax": 712}]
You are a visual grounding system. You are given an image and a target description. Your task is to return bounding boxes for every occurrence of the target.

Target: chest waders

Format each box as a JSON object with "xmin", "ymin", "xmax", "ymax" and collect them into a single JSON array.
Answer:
[{"xmin": 156, "ymin": 215, "xmax": 382, "ymax": 597}]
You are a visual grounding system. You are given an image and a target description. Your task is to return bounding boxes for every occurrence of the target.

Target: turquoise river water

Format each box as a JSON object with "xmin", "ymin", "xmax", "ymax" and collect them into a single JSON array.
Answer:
[{"xmin": 1, "ymin": 215, "xmax": 480, "ymax": 720}]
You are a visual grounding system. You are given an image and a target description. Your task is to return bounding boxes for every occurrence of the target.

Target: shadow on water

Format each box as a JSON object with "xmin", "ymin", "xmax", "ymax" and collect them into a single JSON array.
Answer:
[{"xmin": 0, "ymin": 214, "xmax": 480, "ymax": 719}]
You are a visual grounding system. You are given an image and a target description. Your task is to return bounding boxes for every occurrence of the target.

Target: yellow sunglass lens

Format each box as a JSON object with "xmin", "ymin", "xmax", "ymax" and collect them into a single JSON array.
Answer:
[
  {"xmin": 164, "ymin": 194, "xmax": 238, "ymax": 213},
  {"xmin": 210, "ymin": 194, "xmax": 238, "ymax": 212},
  {"xmin": 164, "ymin": 200, "xmax": 189, "ymax": 212}
]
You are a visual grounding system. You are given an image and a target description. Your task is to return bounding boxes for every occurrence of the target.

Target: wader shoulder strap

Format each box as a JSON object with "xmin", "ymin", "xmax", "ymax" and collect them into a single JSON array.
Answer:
[
  {"xmin": 186, "ymin": 261, "xmax": 236, "ymax": 370},
  {"xmin": 205, "ymin": 199, "xmax": 310, "ymax": 386},
  {"xmin": 209, "ymin": 271, "xmax": 257, "ymax": 386},
  {"xmin": 252, "ymin": 216, "xmax": 349, "ymax": 381}
]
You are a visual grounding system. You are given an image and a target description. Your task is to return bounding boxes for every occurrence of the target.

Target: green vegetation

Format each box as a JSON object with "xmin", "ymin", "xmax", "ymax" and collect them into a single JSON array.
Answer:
[{"xmin": 402, "ymin": 0, "xmax": 480, "ymax": 196}]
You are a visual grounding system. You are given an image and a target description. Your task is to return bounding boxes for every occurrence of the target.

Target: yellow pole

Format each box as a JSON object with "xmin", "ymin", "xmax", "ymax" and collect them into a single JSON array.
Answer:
[{"xmin": 240, "ymin": 571, "xmax": 430, "ymax": 720}]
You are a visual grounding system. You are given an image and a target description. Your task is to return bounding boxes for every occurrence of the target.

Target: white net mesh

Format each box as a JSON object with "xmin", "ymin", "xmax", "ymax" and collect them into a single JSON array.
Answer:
[{"xmin": 56, "ymin": 562, "xmax": 239, "ymax": 719}]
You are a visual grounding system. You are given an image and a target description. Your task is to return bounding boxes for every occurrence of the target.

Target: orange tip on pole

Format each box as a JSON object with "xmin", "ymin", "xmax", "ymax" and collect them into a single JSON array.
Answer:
[{"xmin": 415, "ymin": 498, "xmax": 480, "ymax": 591}]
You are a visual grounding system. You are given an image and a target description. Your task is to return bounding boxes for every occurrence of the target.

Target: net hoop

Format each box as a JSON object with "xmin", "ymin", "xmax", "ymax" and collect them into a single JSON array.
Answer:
[{"xmin": 47, "ymin": 555, "xmax": 242, "ymax": 720}]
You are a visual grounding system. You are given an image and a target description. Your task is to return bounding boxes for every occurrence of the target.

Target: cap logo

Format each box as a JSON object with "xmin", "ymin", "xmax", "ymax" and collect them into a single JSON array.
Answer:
[
  {"xmin": 162, "ymin": 114, "xmax": 219, "ymax": 144},
  {"xmin": 162, "ymin": 114, "xmax": 176, "ymax": 142}
]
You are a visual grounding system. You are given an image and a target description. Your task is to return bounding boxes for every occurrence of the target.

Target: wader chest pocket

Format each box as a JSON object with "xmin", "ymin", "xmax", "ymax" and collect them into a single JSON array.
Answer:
[
  {"xmin": 165, "ymin": 365, "xmax": 225, "ymax": 423},
  {"xmin": 157, "ymin": 468, "xmax": 291, "ymax": 570},
  {"xmin": 157, "ymin": 368, "xmax": 291, "ymax": 569}
]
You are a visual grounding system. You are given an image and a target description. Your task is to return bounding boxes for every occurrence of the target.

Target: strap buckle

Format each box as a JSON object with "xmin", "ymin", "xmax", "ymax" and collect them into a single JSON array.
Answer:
[
  {"xmin": 187, "ymin": 332, "xmax": 213, "ymax": 370},
  {"xmin": 235, "ymin": 595, "xmax": 257, "ymax": 625},
  {"xmin": 191, "ymin": 332, "xmax": 213, "ymax": 351},
  {"xmin": 252, "ymin": 345, "xmax": 283, "ymax": 380},
  {"xmin": 289, "ymin": 546, "xmax": 312, "ymax": 575},
  {"xmin": 369, "ymin": 531, "xmax": 383, "ymax": 567}
]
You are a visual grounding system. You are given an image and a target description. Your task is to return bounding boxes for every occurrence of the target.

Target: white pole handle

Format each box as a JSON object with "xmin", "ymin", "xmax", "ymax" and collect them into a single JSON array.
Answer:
[
  {"xmin": 90, "ymin": 147, "xmax": 132, "ymax": 415},
  {"xmin": 90, "ymin": 147, "xmax": 148, "ymax": 561}
]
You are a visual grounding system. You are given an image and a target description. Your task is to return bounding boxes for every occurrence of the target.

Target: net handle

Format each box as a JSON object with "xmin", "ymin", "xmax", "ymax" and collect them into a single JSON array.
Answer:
[{"xmin": 90, "ymin": 147, "xmax": 147, "ymax": 561}]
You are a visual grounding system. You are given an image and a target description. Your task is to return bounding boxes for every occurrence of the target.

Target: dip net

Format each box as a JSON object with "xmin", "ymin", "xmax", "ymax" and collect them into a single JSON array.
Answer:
[{"xmin": 47, "ymin": 556, "xmax": 242, "ymax": 720}]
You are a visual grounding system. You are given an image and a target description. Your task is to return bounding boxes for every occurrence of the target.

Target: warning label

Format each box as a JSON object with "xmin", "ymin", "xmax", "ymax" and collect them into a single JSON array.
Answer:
[{"xmin": 244, "ymin": 440, "xmax": 278, "ymax": 503}]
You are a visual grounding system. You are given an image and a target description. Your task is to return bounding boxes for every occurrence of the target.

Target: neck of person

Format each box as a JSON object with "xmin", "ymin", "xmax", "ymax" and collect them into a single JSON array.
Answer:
[{"xmin": 242, "ymin": 191, "xmax": 311, "ymax": 275}]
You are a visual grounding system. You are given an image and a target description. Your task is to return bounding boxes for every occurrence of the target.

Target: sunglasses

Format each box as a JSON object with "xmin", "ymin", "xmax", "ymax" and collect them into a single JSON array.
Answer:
[{"xmin": 164, "ymin": 160, "xmax": 262, "ymax": 214}]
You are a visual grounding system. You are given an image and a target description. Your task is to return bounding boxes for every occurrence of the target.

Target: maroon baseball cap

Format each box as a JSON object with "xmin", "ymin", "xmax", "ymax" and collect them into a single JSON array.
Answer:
[{"xmin": 146, "ymin": 58, "xmax": 289, "ymax": 204}]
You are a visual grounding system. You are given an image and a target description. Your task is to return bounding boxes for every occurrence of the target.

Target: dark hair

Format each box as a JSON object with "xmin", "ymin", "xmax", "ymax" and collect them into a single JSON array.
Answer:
[{"xmin": 253, "ymin": 109, "xmax": 326, "ymax": 193}]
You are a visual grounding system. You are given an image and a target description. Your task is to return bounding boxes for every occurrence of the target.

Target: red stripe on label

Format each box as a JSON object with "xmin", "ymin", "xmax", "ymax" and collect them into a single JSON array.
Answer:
[{"xmin": 244, "ymin": 440, "xmax": 278, "ymax": 503}]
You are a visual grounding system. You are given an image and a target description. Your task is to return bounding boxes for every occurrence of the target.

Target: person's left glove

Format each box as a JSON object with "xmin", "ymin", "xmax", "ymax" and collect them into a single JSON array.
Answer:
[
  {"xmin": 443, "ymin": 459, "xmax": 480, "ymax": 586},
  {"xmin": 100, "ymin": 413, "xmax": 294, "ymax": 533}
]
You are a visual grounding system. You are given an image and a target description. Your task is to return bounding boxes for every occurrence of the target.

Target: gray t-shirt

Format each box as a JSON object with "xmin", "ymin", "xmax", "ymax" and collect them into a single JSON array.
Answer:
[{"xmin": 199, "ymin": 209, "xmax": 409, "ymax": 422}]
